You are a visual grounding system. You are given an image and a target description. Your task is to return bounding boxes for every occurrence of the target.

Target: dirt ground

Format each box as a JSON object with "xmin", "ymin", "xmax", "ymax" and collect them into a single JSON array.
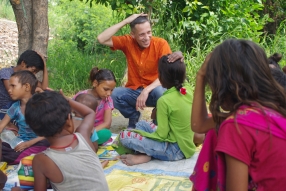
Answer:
[{"xmin": 110, "ymin": 108, "xmax": 153, "ymax": 134}]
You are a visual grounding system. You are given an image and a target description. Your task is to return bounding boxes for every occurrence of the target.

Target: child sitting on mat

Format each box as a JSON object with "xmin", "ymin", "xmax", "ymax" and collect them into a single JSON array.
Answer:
[
  {"xmin": 119, "ymin": 55, "xmax": 198, "ymax": 166},
  {"xmin": 74, "ymin": 67, "xmax": 116, "ymax": 145},
  {"xmin": 0, "ymin": 71, "xmax": 49, "ymax": 165},
  {"xmin": 73, "ymin": 94, "xmax": 100, "ymax": 150},
  {"xmin": 24, "ymin": 91, "xmax": 109, "ymax": 191}
]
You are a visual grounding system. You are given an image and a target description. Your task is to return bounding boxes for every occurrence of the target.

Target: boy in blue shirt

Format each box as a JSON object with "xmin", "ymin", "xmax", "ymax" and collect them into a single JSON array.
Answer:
[
  {"xmin": 0, "ymin": 70, "xmax": 49, "ymax": 164},
  {"xmin": 0, "ymin": 50, "xmax": 48, "ymax": 120}
]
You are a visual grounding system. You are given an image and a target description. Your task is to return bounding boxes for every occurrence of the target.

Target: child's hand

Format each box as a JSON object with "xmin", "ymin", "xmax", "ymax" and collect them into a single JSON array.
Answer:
[
  {"xmin": 198, "ymin": 53, "xmax": 212, "ymax": 77},
  {"xmin": 34, "ymin": 50, "xmax": 47, "ymax": 66},
  {"xmin": 35, "ymin": 87, "xmax": 44, "ymax": 93},
  {"xmin": 101, "ymin": 160, "xmax": 109, "ymax": 168},
  {"xmin": 14, "ymin": 142, "xmax": 30, "ymax": 152}
]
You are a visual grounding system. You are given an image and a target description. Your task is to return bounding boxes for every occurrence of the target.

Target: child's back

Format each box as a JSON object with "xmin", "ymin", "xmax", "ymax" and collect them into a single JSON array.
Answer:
[
  {"xmin": 42, "ymin": 133, "xmax": 107, "ymax": 190},
  {"xmin": 25, "ymin": 91, "xmax": 109, "ymax": 191}
]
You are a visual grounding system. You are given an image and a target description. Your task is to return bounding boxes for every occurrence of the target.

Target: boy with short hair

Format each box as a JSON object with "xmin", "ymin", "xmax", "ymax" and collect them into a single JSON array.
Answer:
[
  {"xmin": 0, "ymin": 50, "xmax": 48, "ymax": 119},
  {"xmin": 25, "ymin": 91, "xmax": 109, "ymax": 191},
  {"xmin": 0, "ymin": 70, "xmax": 49, "ymax": 164}
]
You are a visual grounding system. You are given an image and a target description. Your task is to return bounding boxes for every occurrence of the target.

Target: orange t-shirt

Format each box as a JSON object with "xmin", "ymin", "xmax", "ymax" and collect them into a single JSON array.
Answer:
[{"xmin": 111, "ymin": 35, "xmax": 172, "ymax": 90}]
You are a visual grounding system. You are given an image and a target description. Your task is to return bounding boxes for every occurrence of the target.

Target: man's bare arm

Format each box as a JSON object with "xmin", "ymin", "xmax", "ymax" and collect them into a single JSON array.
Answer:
[{"xmin": 97, "ymin": 13, "xmax": 147, "ymax": 47}]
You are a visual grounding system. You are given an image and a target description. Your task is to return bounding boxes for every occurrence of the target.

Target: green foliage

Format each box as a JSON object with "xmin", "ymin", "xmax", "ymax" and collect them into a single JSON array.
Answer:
[
  {"xmin": 49, "ymin": 0, "xmax": 117, "ymax": 54},
  {"xmin": 0, "ymin": 0, "xmax": 14, "ymax": 20},
  {"xmin": 83, "ymin": 0, "xmax": 282, "ymax": 50}
]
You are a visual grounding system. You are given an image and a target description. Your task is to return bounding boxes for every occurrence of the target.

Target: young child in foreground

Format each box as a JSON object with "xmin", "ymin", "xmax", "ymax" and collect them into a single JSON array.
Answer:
[
  {"xmin": 119, "ymin": 55, "xmax": 198, "ymax": 166},
  {"xmin": 0, "ymin": 50, "xmax": 48, "ymax": 120},
  {"xmin": 73, "ymin": 93, "xmax": 109, "ymax": 168},
  {"xmin": 73, "ymin": 93, "xmax": 100, "ymax": 149},
  {"xmin": 74, "ymin": 67, "xmax": 116, "ymax": 145},
  {"xmin": 0, "ymin": 70, "xmax": 49, "ymax": 164},
  {"xmin": 24, "ymin": 91, "xmax": 109, "ymax": 191},
  {"xmin": 191, "ymin": 39, "xmax": 286, "ymax": 191}
]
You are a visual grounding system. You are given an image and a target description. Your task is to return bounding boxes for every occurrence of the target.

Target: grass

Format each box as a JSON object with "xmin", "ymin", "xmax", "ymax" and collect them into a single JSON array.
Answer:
[
  {"xmin": 0, "ymin": 0, "xmax": 15, "ymax": 21},
  {"xmin": 47, "ymin": 40, "xmax": 126, "ymax": 96}
]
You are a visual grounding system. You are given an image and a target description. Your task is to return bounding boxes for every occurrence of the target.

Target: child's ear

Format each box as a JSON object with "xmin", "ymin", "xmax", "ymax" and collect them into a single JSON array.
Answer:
[
  {"xmin": 24, "ymin": 83, "xmax": 31, "ymax": 92},
  {"xmin": 130, "ymin": 31, "xmax": 135, "ymax": 39},
  {"xmin": 65, "ymin": 113, "xmax": 75, "ymax": 133},
  {"xmin": 20, "ymin": 61, "xmax": 27, "ymax": 69},
  {"xmin": 92, "ymin": 80, "xmax": 98, "ymax": 88}
]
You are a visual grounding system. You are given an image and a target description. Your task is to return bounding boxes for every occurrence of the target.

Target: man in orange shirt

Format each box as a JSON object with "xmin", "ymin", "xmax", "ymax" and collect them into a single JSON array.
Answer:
[{"xmin": 97, "ymin": 13, "xmax": 183, "ymax": 128}]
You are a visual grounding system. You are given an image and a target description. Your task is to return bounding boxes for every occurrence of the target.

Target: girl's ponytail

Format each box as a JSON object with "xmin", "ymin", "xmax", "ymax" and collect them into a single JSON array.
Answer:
[
  {"xmin": 174, "ymin": 80, "xmax": 183, "ymax": 91},
  {"xmin": 89, "ymin": 67, "xmax": 99, "ymax": 83},
  {"xmin": 89, "ymin": 66, "xmax": 116, "ymax": 84}
]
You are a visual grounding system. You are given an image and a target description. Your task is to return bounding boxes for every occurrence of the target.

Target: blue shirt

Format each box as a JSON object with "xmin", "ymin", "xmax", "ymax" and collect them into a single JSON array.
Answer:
[
  {"xmin": 0, "ymin": 67, "xmax": 14, "ymax": 108},
  {"xmin": 7, "ymin": 101, "xmax": 37, "ymax": 141}
]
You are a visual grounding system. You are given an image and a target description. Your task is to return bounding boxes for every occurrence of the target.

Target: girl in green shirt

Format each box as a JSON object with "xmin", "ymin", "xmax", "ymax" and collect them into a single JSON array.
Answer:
[{"xmin": 120, "ymin": 55, "xmax": 198, "ymax": 166}]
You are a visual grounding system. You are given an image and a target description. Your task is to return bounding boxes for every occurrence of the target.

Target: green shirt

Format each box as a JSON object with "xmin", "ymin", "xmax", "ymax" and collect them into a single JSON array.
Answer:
[{"xmin": 134, "ymin": 83, "xmax": 196, "ymax": 158}]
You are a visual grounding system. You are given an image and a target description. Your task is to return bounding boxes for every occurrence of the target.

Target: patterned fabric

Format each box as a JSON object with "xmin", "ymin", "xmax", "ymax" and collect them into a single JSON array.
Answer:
[
  {"xmin": 120, "ymin": 120, "xmax": 185, "ymax": 161},
  {"xmin": 111, "ymin": 35, "xmax": 171, "ymax": 90},
  {"xmin": 190, "ymin": 129, "xmax": 222, "ymax": 191},
  {"xmin": 7, "ymin": 101, "xmax": 37, "ymax": 141}
]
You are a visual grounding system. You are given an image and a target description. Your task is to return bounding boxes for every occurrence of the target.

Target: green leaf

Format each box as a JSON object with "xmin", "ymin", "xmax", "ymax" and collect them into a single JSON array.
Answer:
[{"xmin": 182, "ymin": 7, "xmax": 189, "ymax": 13}]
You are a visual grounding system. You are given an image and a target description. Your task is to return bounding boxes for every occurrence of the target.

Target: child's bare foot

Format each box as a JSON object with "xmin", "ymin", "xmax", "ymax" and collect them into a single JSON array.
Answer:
[
  {"xmin": 120, "ymin": 154, "xmax": 151, "ymax": 166},
  {"xmin": 101, "ymin": 160, "xmax": 109, "ymax": 168}
]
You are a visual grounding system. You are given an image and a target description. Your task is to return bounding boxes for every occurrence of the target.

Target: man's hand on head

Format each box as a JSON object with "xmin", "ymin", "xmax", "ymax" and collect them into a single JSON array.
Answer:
[
  {"xmin": 125, "ymin": 13, "xmax": 148, "ymax": 24},
  {"xmin": 168, "ymin": 51, "xmax": 184, "ymax": 62}
]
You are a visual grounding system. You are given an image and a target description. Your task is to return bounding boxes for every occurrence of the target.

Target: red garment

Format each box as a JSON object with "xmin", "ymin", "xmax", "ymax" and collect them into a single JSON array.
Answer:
[
  {"xmin": 216, "ymin": 119, "xmax": 286, "ymax": 190},
  {"xmin": 111, "ymin": 35, "xmax": 171, "ymax": 90}
]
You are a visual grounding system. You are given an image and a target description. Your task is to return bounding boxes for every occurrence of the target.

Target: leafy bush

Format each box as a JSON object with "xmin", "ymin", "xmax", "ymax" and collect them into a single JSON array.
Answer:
[{"xmin": 49, "ymin": 0, "xmax": 117, "ymax": 54}]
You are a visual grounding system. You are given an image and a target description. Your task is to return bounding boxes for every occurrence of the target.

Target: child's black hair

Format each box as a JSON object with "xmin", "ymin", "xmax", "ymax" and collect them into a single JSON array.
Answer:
[
  {"xmin": 89, "ymin": 66, "xmax": 116, "ymax": 84},
  {"xmin": 158, "ymin": 55, "xmax": 186, "ymax": 90},
  {"xmin": 270, "ymin": 67, "xmax": 286, "ymax": 88},
  {"xmin": 268, "ymin": 53, "xmax": 282, "ymax": 69},
  {"xmin": 75, "ymin": 94, "xmax": 99, "ymax": 111},
  {"xmin": 17, "ymin": 50, "xmax": 44, "ymax": 71},
  {"xmin": 25, "ymin": 91, "xmax": 71, "ymax": 137},
  {"xmin": 11, "ymin": 70, "xmax": 38, "ymax": 94}
]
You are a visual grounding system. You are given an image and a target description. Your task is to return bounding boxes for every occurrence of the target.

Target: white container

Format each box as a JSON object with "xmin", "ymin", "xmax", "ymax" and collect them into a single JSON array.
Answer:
[{"xmin": 1, "ymin": 129, "xmax": 24, "ymax": 149}]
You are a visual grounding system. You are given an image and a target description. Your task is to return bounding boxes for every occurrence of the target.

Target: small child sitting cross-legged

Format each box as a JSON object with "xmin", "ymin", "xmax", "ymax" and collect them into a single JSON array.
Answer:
[
  {"xmin": 24, "ymin": 91, "xmax": 109, "ymax": 191},
  {"xmin": 0, "ymin": 70, "xmax": 49, "ymax": 164}
]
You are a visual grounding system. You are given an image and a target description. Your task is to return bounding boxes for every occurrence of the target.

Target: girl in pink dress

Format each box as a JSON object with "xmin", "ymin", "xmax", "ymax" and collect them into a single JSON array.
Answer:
[
  {"xmin": 191, "ymin": 39, "xmax": 286, "ymax": 191},
  {"xmin": 74, "ymin": 67, "xmax": 116, "ymax": 145}
]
